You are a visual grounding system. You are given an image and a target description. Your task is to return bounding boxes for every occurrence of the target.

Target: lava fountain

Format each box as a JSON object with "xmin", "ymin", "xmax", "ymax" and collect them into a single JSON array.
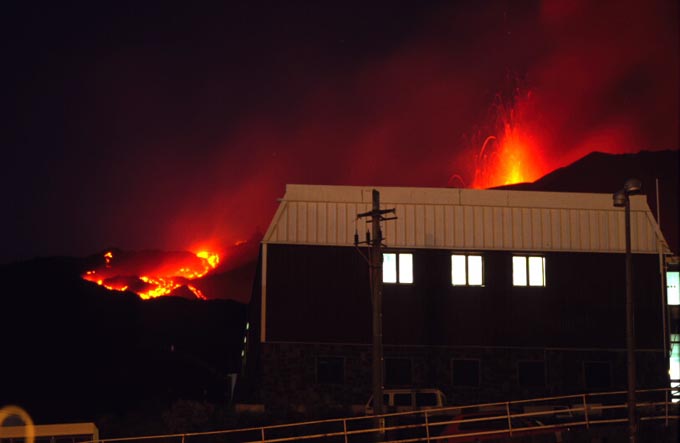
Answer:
[{"xmin": 468, "ymin": 86, "xmax": 547, "ymax": 189}]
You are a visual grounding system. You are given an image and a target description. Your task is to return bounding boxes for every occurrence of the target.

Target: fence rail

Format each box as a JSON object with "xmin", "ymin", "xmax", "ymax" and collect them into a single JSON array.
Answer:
[{"xmin": 65, "ymin": 388, "xmax": 680, "ymax": 443}]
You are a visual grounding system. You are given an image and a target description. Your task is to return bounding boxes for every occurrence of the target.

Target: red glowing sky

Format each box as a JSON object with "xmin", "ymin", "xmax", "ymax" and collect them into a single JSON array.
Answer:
[{"xmin": 2, "ymin": 0, "xmax": 677, "ymax": 264}]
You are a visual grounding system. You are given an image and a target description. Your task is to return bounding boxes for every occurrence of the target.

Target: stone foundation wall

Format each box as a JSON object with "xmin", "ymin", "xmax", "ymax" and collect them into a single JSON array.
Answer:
[{"xmin": 258, "ymin": 342, "xmax": 667, "ymax": 416}]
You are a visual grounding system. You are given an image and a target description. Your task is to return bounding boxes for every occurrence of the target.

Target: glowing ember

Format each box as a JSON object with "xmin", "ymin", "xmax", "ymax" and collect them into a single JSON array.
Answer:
[
  {"xmin": 468, "ymin": 85, "xmax": 547, "ymax": 189},
  {"xmin": 82, "ymin": 249, "xmax": 220, "ymax": 300}
]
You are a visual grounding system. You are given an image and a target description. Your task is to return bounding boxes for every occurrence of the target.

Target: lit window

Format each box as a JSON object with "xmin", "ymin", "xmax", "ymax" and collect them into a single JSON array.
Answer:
[
  {"xmin": 513, "ymin": 255, "xmax": 546, "ymax": 287},
  {"xmin": 383, "ymin": 253, "xmax": 413, "ymax": 284},
  {"xmin": 451, "ymin": 254, "xmax": 484, "ymax": 286},
  {"xmin": 383, "ymin": 253, "xmax": 397, "ymax": 283},
  {"xmin": 667, "ymin": 271, "xmax": 679, "ymax": 305},
  {"xmin": 399, "ymin": 253, "xmax": 413, "ymax": 283}
]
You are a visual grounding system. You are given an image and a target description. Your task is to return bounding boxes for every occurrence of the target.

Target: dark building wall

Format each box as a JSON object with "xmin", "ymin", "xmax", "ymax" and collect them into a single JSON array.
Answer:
[
  {"xmin": 264, "ymin": 244, "xmax": 665, "ymax": 350},
  {"xmin": 265, "ymin": 244, "xmax": 372, "ymax": 343}
]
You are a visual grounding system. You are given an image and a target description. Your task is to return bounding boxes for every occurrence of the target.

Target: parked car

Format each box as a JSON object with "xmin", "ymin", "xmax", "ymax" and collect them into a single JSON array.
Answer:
[
  {"xmin": 364, "ymin": 388, "xmax": 447, "ymax": 415},
  {"xmin": 438, "ymin": 411, "xmax": 568, "ymax": 442}
]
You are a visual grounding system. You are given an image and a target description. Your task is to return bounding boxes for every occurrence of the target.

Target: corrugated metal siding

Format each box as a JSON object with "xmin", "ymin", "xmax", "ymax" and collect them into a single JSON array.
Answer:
[{"xmin": 263, "ymin": 185, "xmax": 670, "ymax": 254}]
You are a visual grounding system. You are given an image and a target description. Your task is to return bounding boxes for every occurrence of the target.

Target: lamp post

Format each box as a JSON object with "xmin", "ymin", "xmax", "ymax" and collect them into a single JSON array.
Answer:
[{"xmin": 613, "ymin": 178, "xmax": 642, "ymax": 443}]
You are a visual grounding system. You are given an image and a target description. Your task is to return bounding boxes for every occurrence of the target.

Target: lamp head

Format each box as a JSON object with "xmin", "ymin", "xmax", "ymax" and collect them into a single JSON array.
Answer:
[
  {"xmin": 613, "ymin": 189, "xmax": 627, "ymax": 207},
  {"xmin": 623, "ymin": 178, "xmax": 642, "ymax": 195}
]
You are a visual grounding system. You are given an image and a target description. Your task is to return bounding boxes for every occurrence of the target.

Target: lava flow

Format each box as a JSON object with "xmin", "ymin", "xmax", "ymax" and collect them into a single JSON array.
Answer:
[{"xmin": 82, "ymin": 249, "xmax": 220, "ymax": 300}]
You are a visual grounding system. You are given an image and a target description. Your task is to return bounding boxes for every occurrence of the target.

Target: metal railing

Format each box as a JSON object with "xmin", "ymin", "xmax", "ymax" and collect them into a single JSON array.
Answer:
[{"xmin": 73, "ymin": 388, "xmax": 678, "ymax": 443}]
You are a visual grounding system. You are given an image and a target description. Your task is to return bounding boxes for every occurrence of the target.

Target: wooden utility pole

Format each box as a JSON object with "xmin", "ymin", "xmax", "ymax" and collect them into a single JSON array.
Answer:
[
  {"xmin": 356, "ymin": 189, "xmax": 396, "ymax": 441},
  {"xmin": 370, "ymin": 190, "xmax": 385, "ymax": 420}
]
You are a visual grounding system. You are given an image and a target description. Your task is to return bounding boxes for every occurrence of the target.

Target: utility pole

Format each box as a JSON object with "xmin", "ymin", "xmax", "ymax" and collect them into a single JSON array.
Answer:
[{"xmin": 356, "ymin": 190, "xmax": 396, "ymax": 441}]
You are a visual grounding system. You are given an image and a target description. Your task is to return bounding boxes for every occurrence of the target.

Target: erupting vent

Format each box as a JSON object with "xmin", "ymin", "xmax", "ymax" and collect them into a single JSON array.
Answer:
[{"xmin": 470, "ymin": 88, "xmax": 546, "ymax": 189}]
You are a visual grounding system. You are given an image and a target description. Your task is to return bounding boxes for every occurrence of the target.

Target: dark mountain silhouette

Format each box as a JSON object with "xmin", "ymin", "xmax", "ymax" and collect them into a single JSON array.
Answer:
[
  {"xmin": 0, "ymin": 255, "xmax": 248, "ymax": 425},
  {"xmin": 192, "ymin": 259, "xmax": 258, "ymax": 303},
  {"xmin": 494, "ymin": 150, "xmax": 679, "ymax": 255}
]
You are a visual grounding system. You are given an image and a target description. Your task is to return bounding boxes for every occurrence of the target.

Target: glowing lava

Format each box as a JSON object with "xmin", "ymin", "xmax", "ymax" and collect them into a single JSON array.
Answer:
[
  {"xmin": 82, "ymin": 249, "xmax": 220, "ymax": 300},
  {"xmin": 468, "ymin": 87, "xmax": 546, "ymax": 189}
]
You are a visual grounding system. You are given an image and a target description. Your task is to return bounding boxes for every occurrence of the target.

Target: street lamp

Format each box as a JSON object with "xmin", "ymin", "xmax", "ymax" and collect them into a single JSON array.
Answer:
[{"xmin": 613, "ymin": 178, "xmax": 642, "ymax": 443}]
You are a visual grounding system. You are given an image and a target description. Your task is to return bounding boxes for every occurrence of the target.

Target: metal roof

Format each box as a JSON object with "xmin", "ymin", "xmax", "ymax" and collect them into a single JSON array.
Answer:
[{"xmin": 263, "ymin": 184, "xmax": 670, "ymax": 254}]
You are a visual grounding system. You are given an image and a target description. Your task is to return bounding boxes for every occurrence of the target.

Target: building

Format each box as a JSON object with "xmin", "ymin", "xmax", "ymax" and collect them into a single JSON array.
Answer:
[{"xmin": 239, "ymin": 184, "xmax": 674, "ymax": 414}]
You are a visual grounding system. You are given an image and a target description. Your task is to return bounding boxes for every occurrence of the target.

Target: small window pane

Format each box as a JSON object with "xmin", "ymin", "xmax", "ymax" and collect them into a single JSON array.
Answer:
[
  {"xmin": 451, "ymin": 255, "xmax": 467, "ymax": 285},
  {"xmin": 468, "ymin": 255, "xmax": 483, "ymax": 286},
  {"xmin": 513, "ymin": 256, "xmax": 527, "ymax": 286},
  {"xmin": 383, "ymin": 253, "xmax": 397, "ymax": 283},
  {"xmin": 667, "ymin": 271, "xmax": 679, "ymax": 305},
  {"xmin": 399, "ymin": 253, "xmax": 413, "ymax": 283},
  {"xmin": 528, "ymin": 256, "xmax": 545, "ymax": 286}
]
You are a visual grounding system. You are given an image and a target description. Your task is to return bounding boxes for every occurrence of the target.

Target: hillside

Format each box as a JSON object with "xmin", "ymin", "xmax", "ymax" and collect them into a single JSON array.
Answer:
[{"xmin": 0, "ymin": 256, "xmax": 248, "ymax": 425}]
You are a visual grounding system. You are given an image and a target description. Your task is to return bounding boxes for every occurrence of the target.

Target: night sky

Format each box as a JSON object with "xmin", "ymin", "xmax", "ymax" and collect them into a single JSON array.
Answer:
[{"xmin": 2, "ymin": 0, "xmax": 678, "ymax": 265}]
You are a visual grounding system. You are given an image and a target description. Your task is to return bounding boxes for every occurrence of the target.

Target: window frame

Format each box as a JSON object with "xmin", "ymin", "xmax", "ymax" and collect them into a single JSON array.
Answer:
[
  {"xmin": 512, "ymin": 255, "xmax": 546, "ymax": 287},
  {"xmin": 451, "ymin": 253, "xmax": 485, "ymax": 287},
  {"xmin": 382, "ymin": 252, "xmax": 414, "ymax": 284}
]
